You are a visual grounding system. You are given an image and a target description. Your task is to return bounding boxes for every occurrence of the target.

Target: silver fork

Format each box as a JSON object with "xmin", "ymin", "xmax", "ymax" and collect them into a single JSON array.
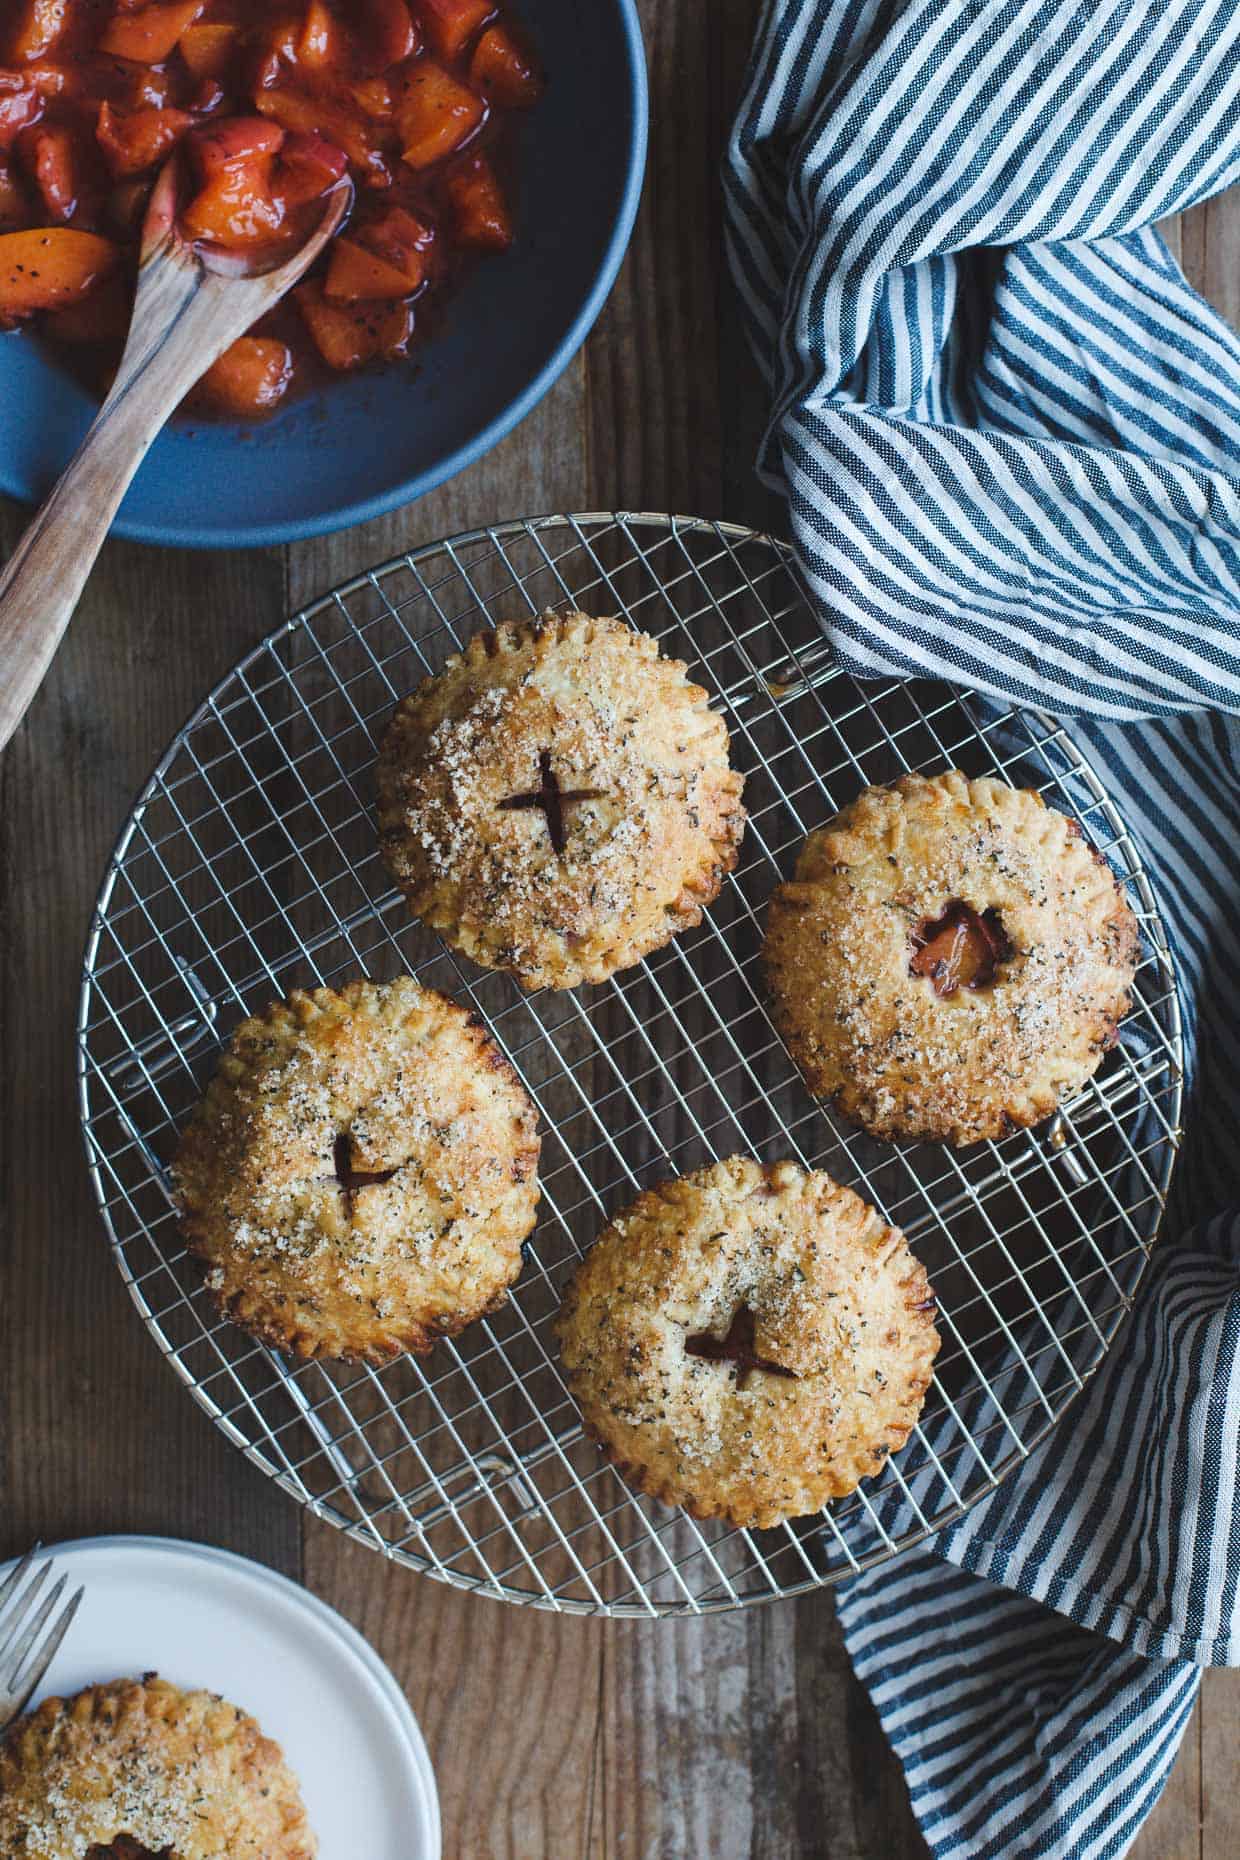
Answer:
[{"xmin": 0, "ymin": 1549, "xmax": 84, "ymax": 1728}]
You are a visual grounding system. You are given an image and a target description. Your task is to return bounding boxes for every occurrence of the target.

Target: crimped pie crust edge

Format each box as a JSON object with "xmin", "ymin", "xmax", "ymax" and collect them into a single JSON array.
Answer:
[
  {"xmin": 172, "ymin": 977, "xmax": 541, "ymax": 1364},
  {"xmin": 764, "ymin": 770, "xmax": 1139, "ymax": 1145},
  {"xmin": 375, "ymin": 611, "xmax": 746, "ymax": 990},
  {"xmin": 557, "ymin": 1156, "xmax": 939, "ymax": 1529}
]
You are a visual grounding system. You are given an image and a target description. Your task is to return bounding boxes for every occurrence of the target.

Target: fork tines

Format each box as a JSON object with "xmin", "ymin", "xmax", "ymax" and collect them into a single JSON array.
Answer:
[{"xmin": 0, "ymin": 1549, "xmax": 84, "ymax": 1727}]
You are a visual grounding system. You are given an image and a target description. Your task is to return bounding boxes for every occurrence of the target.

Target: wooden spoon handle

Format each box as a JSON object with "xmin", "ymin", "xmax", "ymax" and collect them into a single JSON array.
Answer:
[
  {"xmin": 0, "ymin": 264, "xmax": 208, "ymax": 753},
  {"xmin": 0, "ymin": 409, "xmax": 144, "ymax": 752}
]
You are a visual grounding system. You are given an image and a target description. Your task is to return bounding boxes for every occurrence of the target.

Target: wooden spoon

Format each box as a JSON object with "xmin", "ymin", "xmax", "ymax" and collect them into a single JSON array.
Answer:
[{"xmin": 0, "ymin": 159, "xmax": 353, "ymax": 753}]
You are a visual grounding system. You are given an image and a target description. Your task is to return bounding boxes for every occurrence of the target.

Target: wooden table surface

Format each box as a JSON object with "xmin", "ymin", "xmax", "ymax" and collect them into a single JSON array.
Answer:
[{"xmin": 2, "ymin": 5, "xmax": 1237, "ymax": 1856}]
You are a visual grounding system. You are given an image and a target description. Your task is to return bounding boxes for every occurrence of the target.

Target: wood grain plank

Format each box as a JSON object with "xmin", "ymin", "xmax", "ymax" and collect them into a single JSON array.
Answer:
[
  {"xmin": 0, "ymin": 513, "xmax": 300, "ymax": 1574},
  {"xmin": 1179, "ymin": 195, "xmax": 1240, "ymax": 332},
  {"xmin": 594, "ymin": 1612, "xmax": 781, "ymax": 1860},
  {"xmin": 791, "ymin": 1593, "xmax": 929, "ymax": 1860},
  {"xmin": 589, "ymin": 1596, "xmax": 925, "ymax": 1860},
  {"xmin": 1200, "ymin": 1669, "xmax": 1239, "ymax": 1860},
  {"xmin": 584, "ymin": 1, "xmax": 752, "ymax": 521},
  {"xmin": 1158, "ymin": 218, "xmax": 1184, "ymax": 265},
  {"xmin": 1132, "ymin": 1700, "xmax": 1201, "ymax": 1860}
]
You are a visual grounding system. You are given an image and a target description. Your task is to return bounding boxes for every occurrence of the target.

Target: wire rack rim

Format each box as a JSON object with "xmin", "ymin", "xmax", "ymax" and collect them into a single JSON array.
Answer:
[{"xmin": 76, "ymin": 511, "xmax": 1186, "ymax": 1617}]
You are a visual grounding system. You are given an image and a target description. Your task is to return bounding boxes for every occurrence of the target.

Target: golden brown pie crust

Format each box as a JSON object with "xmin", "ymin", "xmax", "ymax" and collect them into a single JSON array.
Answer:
[
  {"xmin": 557, "ymin": 1156, "xmax": 938, "ymax": 1528},
  {"xmin": 0, "ymin": 1676, "xmax": 314, "ymax": 1859},
  {"xmin": 172, "ymin": 976, "xmax": 540, "ymax": 1362},
  {"xmin": 376, "ymin": 611, "xmax": 746, "ymax": 990},
  {"xmin": 764, "ymin": 771, "xmax": 1139, "ymax": 1146}
]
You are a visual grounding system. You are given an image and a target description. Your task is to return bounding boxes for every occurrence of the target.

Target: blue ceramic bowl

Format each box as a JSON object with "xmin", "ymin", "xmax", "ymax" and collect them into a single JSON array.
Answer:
[{"xmin": 0, "ymin": 3, "xmax": 647, "ymax": 548}]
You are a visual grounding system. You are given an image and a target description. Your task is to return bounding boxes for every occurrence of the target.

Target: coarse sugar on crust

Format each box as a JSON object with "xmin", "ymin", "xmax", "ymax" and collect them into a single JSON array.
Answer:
[
  {"xmin": 764, "ymin": 771, "xmax": 1139, "ymax": 1146},
  {"xmin": 375, "ymin": 611, "xmax": 746, "ymax": 990},
  {"xmin": 0, "ymin": 1676, "xmax": 314, "ymax": 1859},
  {"xmin": 172, "ymin": 976, "xmax": 540, "ymax": 1363},
  {"xmin": 557, "ymin": 1156, "xmax": 938, "ymax": 1529}
]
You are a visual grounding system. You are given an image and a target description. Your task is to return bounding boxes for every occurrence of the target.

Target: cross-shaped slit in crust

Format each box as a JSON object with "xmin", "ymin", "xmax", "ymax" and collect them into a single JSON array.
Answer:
[
  {"xmin": 685, "ymin": 1304, "xmax": 797, "ymax": 1391},
  {"xmin": 331, "ymin": 1131, "xmax": 399, "ymax": 1214},
  {"xmin": 497, "ymin": 749, "xmax": 606, "ymax": 855}
]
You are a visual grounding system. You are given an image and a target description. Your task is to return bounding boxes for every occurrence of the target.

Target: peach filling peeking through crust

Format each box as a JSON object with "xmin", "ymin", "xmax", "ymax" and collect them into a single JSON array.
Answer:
[{"xmin": 909, "ymin": 902, "xmax": 1011, "ymax": 998}]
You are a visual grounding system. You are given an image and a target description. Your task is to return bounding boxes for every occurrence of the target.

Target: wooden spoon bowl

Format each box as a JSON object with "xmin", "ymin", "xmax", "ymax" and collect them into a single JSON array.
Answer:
[{"xmin": 0, "ymin": 159, "xmax": 353, "ymax": 754}]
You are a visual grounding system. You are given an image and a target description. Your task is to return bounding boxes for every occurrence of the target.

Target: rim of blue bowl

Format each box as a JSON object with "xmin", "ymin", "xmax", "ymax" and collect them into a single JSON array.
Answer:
[{"xmin": 16, "ymin": 4, "xmax": 648, "ymax": 553}]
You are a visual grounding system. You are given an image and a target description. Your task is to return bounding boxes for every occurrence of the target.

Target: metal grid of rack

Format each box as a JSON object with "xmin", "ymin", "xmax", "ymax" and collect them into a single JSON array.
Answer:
[{"xmin": 77, "ymin": 513, "xmax": 1183, "ymax": 1615}]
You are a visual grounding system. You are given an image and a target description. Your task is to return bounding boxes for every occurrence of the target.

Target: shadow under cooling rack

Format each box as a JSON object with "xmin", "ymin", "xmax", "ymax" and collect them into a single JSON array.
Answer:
[{"xmin": 77, "ymin": 513, "xmax": 1183, "ymax": 1616}]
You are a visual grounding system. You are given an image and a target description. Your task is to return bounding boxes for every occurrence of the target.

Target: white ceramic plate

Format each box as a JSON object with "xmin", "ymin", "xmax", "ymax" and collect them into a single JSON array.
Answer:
[{"xmin": 3, "ymin": 1535, "xmax": 440, "ymax": 1860}]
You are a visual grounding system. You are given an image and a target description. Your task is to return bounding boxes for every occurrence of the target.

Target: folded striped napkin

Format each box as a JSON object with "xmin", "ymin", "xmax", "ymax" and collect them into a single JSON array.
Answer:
[{"xmin": 724, "ymin": 2, "xmax": 1240, "ymax": 1853}]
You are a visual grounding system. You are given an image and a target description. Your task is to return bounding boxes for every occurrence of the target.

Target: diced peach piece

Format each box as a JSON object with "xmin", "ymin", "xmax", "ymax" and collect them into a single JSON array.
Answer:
[
  {"xmin": 183, "ymin": 168, "xmax": 284, "ymax": 245},
  {"xmin": 274, "ymin": 129, "xmax": 347, "ymax": 208},
  {"xmin": 350, "ymin": 76, "xmax": 392, "ymax": 119},
  {"xmin": 7, "ymin": 0, "xmax": 70, "ymax": 64},
  {"xmin": 99, "ymin": 2, "xmax": 205, "ymax": 67},
  {"xmin": 0, "ymin": 225, "xmax": 117, "ymax": 315},
  {"xmin": 469, "ymin": 25, "xmax": 541, "ymax": 107},
  {"xmin": 250, "ymin": 16, "xmax": 300, "ymax": 90},
  {"xmin": 297, "ymin": 277, "xmax": 411, "ymax": 368},
  {"xmin": 96, "ymin": 102, "xmax": 191, "ymax": 177},
  {"xmin": 101, "ymin": 61, "xmax": 173, "ymax": 110},
  {"xmin": 397, "ymin": 60, "xmax": 483, "ymax": 169},
  {"xmin": 183, "ymin": 118, "xmax": 286, "ymax": 245},
  {"xmin": 188, "ymin": 75, "xmax": 225, "ymax": 114},
  {"xmin": 417, "ymin": 0, "xmax": 493, "ymax": 62},
  {"xmin": 20, "ymin": 121, "xmax": 82, "ymax": 219},
  {"xmin": 199, "ymin": 335, "xmax": 294, "ymax": 414},
  {"xmin": 189, "ymin": 116, "xmax": 284, "ymax": 178},
  {"xmin": 325, "ymin": 236, "xmax": 414, "ymax": 301},
  {"xmin": 0, "ymin": 154, "xmax": 28, "ymax": 225},
  {"xmin": 255, "ymin": 85, "xmax": 383, "ymax": 176},
  {"xmin": 0, "ymin": 70, "xmax": 41, "ymax": 149},
  {"xmin": 142, "ymin": 71, "xmax": 174, "ymax": 107},
  {"xmin": 358, "ymin": 201, "xmax": 431, "ymax": 270},
  {"xmin": 296, "ymin": 0, "xmax": 342, "ymax": 71},
  {"xmin": 43, "ymin": 265, "xmax": 130, "ymax": 342},
  {"xmin": 445, "ymin": 152, "xmax": 509, "ymax": 248},
  {"xmin": 357, "ymin": 0, "xmax": 418, "ymax": 74},
  {"xmin": 178, "ymin": 22, "xmax": 238, "ymax": 79},
  {"xmin": 325, "ymin": 208, "xmax": 433, "ymax": 299}
]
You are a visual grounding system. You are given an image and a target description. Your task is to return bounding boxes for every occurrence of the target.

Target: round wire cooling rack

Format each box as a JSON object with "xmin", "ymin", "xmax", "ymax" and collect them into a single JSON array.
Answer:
[{"xmin": 78, "ymin": 512, "xmax": 1184, "ymax": 1617}]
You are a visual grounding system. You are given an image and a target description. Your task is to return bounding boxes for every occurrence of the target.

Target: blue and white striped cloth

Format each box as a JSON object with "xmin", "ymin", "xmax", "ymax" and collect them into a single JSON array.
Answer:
[{"xmin": 724, "ymin": 3, "xmax": 1240, "ymax": 1854}]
